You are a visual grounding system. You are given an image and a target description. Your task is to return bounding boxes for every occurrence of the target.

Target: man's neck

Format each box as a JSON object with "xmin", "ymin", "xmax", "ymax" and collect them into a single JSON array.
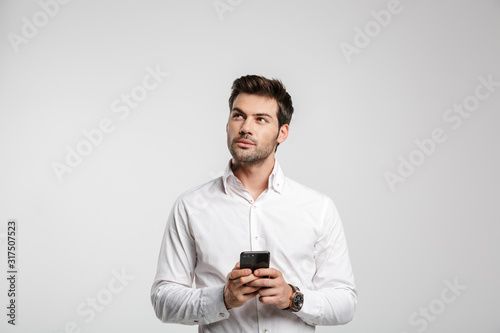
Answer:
[{"xmin": 230, "ymin": 156, "xmax": 275, "ymax": 200}]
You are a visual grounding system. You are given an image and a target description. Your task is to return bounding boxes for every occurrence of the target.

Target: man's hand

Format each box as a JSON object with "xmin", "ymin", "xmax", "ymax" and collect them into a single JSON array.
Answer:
[
  {"xmin": 223, "ymin": 262, "xmax": 261, "ymax": 309},
  {"xmin": 246, "ymin": 267, "xmax": 293, "ymax": 310}
]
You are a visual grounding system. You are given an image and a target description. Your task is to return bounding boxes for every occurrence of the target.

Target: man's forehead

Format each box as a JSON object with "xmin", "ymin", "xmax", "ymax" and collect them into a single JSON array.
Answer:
[{"xmin": 232, "ymin": 93, "xmax": 278, "ymax": 116}]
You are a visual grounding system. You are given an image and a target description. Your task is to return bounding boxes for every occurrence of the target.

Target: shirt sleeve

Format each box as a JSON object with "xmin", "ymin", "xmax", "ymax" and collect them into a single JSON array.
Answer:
[
  {"xmin": 294, "ymin": 196, "xmax": 357, "ymax": 326},
  {"xmin": 150, "ymin": 196, "xmax": 230, "ymax": 325}
]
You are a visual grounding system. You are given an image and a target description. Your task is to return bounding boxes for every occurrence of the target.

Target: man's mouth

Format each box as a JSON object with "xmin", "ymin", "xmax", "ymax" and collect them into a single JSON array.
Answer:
[{"xmin": 236, "ymin": 139, "xmax": 255, "ymax": 147}]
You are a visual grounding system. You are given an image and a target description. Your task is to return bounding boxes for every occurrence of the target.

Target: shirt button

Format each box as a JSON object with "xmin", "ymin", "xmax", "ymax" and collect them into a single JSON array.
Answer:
[
  {"xmin": 263, "ymin": 330, "xmax": 269, "ymax": 333},
  {"xmin": 254, "ymin": 236, "xmax": 259, "ymax": 240},
  {"xmin": 219, "ymin": 313, "xmax": 225, "ymax": 317},
  {"xmin": 253, "ymin": 205, "xmax": 257, "ymax": 208}
]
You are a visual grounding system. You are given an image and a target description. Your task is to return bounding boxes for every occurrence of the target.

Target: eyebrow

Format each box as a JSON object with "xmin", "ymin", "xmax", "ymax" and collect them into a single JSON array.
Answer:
[{"xmin": 232, "ymin": 107, "xmax": 274, "ymax": 120}]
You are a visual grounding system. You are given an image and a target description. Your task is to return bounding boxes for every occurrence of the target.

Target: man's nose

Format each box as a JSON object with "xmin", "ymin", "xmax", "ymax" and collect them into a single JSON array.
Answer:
[{"xmin": 239, "ymin": 118, "xmax": 254, "ymax": 135}]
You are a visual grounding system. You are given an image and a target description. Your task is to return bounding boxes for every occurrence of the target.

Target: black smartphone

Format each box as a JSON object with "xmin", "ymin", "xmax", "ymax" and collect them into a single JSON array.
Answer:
[{"xmin": 240, "ymin": 251, "xmax": 270, "ymax": 272}]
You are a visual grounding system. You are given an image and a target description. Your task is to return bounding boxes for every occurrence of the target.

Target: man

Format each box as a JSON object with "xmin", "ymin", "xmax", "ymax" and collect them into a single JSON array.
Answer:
[{"xmin": 151, "ymin": 75, "xmax": 357, "ymax": 332}]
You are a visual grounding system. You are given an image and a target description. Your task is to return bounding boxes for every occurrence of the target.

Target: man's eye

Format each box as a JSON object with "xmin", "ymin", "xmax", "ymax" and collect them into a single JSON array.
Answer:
[
  {"xmin": 233, "ymin": 114, "xmax": 243, "ymax": 119},
  {"xmin": 258, "ymin": 118, "xmax": 267, "ymax": 123}
]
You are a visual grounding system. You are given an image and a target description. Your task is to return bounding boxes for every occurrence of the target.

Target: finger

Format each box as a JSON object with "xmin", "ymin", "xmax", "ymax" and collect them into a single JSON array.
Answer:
[
  {"xmin": 239, "ymin": 274, "xmax": 261, "ymax": 285},
  {"xmin": 234, "ymin": 261, "xmax": 240, "ymax": 270},
  {"xmin": 254, "ymin": 268, "xmax": 279, "ymax": 278},
  {"xmin": 241, "ymin": 285, "xmax": 261, "ymax": 295},
  {"xmin": 258, "ymin": 295, "xmax": 281, "ymax": 305},
  {"xmin": 242, "ymin": 290, "xmax": 260, "ymax": 300},
  {"xmin": 246, "ymin": 277, "xmax": 274, "ymax": 288},
  {"xmin": 227, "ymin": 275, "xmax": 255, "ymax": 291},
  {"xmin": 257, "ymin": 286, "xmax": 277, "ymax": 297},
  {"xmin": 228, "ymin": 268, "xmax": 253, "ymax": 280}
]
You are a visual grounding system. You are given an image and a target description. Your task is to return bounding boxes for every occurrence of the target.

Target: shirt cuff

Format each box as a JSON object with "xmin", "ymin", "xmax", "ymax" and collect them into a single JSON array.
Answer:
[
  {"xmin": 201, "ymin": 285, "xmax": 230, "ymax": 324},
  {"xmin": 293, "ymin": 288, "xmax": 322, "ymax": 326},
  {"xmin": 293, "ymin": 287, "xmax": 357, "ymax": 326}
]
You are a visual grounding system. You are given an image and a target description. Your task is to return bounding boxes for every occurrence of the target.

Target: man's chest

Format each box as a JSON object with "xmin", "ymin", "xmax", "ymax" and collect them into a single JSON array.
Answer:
[{"xmin": 186, "ymin": 195, "xmax": 324, "ymax": 286}]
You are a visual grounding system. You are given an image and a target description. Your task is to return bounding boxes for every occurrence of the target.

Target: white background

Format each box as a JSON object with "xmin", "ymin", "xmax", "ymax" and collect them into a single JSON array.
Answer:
[{"xmin": 1, "ymin": 0, "xmax": 499, "ymax": 332}]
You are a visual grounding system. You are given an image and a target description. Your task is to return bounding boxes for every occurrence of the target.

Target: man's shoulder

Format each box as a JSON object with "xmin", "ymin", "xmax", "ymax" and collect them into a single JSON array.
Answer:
[
  {"xmin": 284, "ymin": 176, "xmax": 341, "ymax": 224},
  {"xmin": 175, "ymin": 176, "xmax": 224, "ymax": 204},
  {"xmin": 284, "ymin": 176, "xmax": 336, "ymax": 206}
]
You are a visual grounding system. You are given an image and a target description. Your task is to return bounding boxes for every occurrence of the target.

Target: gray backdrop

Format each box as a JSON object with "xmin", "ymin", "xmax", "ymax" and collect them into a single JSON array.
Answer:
[{"xmin": 1, "ymin": 0, "xmax": 499, "ymax": 332}]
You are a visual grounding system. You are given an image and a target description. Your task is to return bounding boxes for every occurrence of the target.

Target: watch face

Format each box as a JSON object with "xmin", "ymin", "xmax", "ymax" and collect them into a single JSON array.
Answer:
[{"xmin": 293, "ymin": 293, "xmax": 304, "ymax": 309}]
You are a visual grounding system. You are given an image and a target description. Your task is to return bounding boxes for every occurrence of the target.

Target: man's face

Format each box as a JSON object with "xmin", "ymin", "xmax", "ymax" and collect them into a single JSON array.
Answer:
[{"xmin": 226, "ymin": 93, "xmax": 288, "ymax": 164}]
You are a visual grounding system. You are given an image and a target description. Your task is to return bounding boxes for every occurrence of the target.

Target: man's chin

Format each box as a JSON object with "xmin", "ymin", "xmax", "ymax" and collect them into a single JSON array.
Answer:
[
  {"xmin": 232, "ymin": 144, "xmax": 253, "ymax": 154},
  {"xmin": 233, "ymin": 153, "xmax": 252, "ymax": 161},
  {"xmin": 231, "ymin": 151, "xmax": 255, "ymax": 162}
]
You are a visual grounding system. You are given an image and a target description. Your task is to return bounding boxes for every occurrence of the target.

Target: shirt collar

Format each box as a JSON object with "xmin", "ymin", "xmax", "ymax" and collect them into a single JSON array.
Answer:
[{"xmin": 222, "ymin": 158, "xmax": 284, "ymax": 195}]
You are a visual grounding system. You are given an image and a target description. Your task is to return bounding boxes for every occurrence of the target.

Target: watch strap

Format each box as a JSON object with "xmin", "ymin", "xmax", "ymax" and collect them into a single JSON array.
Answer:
[{"xmin": 285, "ymin": 284, "xmax": 302, "ymax": 312}]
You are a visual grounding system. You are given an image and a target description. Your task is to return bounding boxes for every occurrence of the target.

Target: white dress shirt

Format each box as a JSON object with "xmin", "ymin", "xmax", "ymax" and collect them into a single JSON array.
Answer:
[{"xmin": 151, "ymin": 158, "xmax": 357, "ymax": 332}]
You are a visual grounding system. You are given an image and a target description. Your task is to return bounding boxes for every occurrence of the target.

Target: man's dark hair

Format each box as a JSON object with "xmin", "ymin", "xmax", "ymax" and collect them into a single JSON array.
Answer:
[{"xmin": 228, "ymin": 75, "xmax": 294, "ymax": 151}]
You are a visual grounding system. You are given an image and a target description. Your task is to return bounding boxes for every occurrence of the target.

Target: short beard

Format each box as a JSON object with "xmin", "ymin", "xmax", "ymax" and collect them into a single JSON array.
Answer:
[{"xmin": 227, "ymin": 132, "xmax": 279, "ymax": 165}]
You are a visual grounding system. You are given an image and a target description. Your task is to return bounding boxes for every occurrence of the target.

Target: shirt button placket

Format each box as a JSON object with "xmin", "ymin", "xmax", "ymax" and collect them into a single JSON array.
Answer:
[
  {"xmin": 250, "ymin": 200, "xmax": 259, "ymax": 251},
  {"xmin": 249, "ymin": 201, "xmax": 260, "ymax": 250}
]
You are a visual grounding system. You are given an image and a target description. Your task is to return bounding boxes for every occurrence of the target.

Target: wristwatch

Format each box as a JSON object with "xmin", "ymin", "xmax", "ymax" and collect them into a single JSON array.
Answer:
[{"xmin": 285, "ymin": 284, "xmax": 304, "ymax": 312}]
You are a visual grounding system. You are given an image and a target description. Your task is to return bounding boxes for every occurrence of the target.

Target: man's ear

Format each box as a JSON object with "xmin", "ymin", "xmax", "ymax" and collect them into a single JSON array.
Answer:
[{"xmin": 277, "ymin": 124, "xmax": 289, "ymax": 144}]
